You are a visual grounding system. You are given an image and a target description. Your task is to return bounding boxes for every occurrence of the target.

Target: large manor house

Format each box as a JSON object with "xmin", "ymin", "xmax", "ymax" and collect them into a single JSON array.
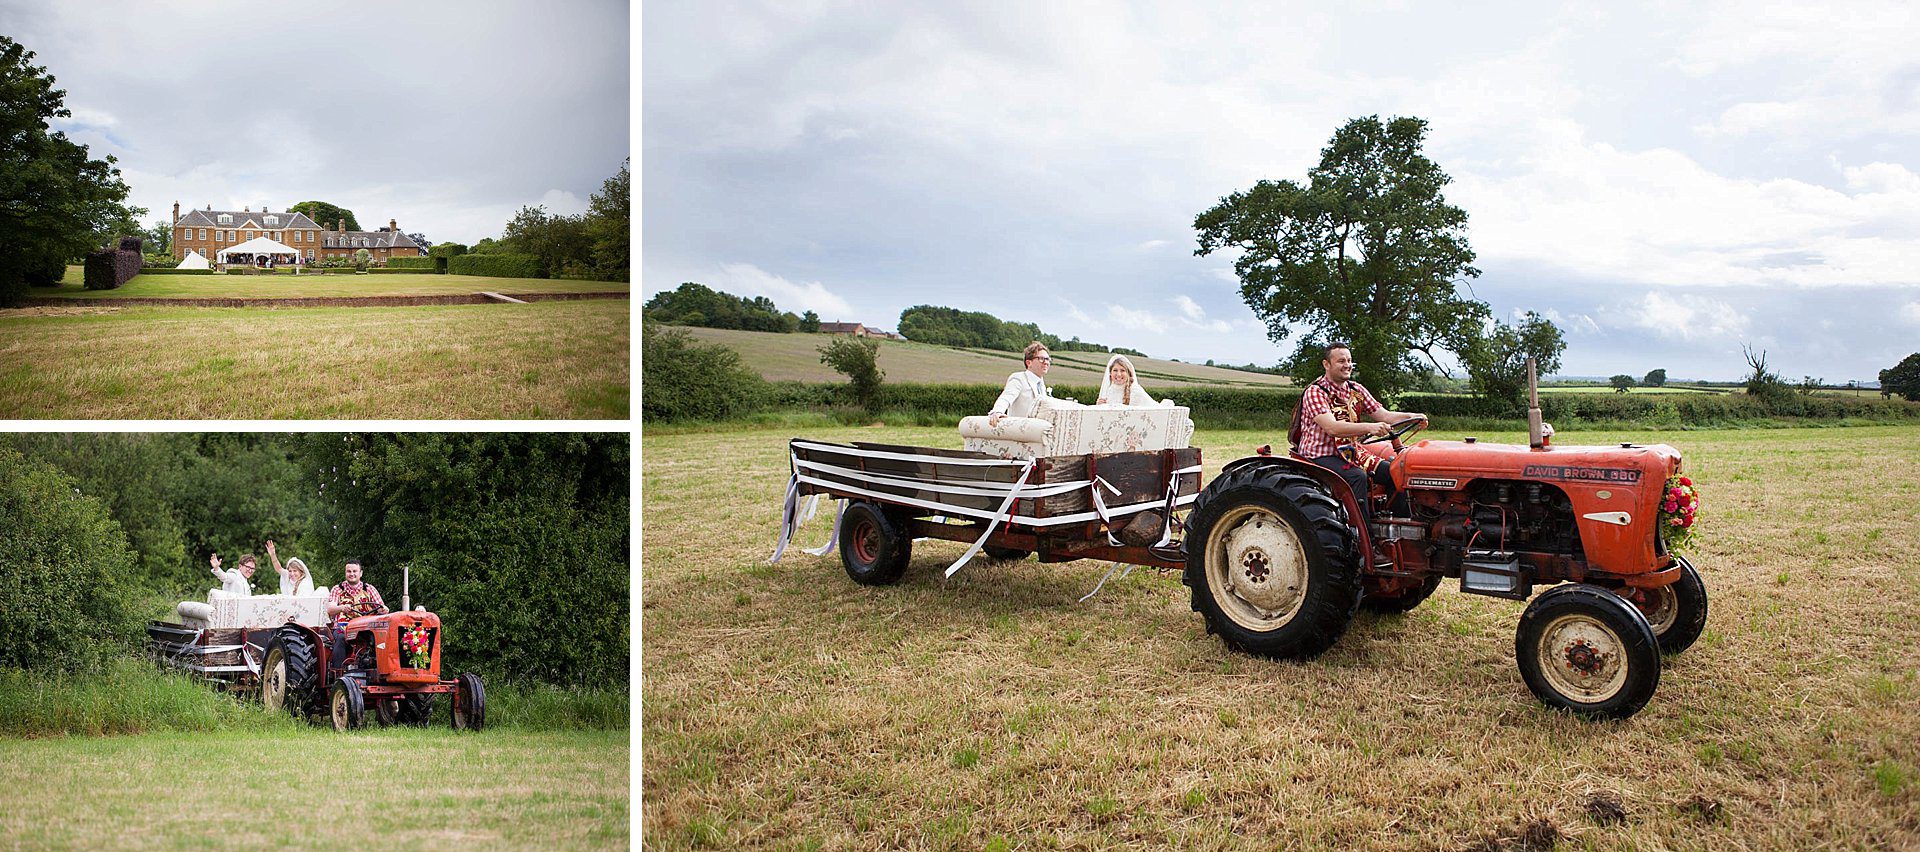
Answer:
[{"xmin": 169, "ymin": 202, "xmax": 425, "ymax": 265}]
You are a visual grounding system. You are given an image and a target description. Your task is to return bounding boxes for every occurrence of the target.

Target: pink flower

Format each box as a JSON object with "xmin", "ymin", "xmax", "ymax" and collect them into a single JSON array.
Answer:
[{"xmin": 1670, "ymin": 517, "xmax": 1683, "ymax": 526}]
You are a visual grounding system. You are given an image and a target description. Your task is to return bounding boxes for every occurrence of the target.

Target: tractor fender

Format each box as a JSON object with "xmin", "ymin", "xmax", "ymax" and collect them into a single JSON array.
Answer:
[{"xmin": 1216, "ymin": 455, "xmax": 1375, "ymax": 569}]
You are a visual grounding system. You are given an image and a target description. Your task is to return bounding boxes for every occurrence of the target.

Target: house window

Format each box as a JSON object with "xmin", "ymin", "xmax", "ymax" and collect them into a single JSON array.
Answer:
[
  {"xmin": 307, "ymin": 230, "xmax": 315, "ymax": 243},
  {"xmin": 199, "ymin": 229, "xmax": 207, "ymax": 239},
  {"xmin": 247, "ymin": 231, "xmax": 254, "ymax": 240},
  {"xmin": 306, "ymin": 249, "xmax": 314, "ymax": 259},
  {"xmin": 217, "ymin": 213, "xmax": 232, "ymax": 225},
  {"xmin": 265, "ymin": 215, "xmax": 279, "ymax": 226}
]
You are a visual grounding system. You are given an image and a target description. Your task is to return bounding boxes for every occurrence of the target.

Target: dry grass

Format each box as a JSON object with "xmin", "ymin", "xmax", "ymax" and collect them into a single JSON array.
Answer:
[
  {"xmin": 641, "ymin": 423, "xmax": 1920, "ymax": 849},
  {"xmin": 0, "ymin": 301, "xmax": 628, "ymax": 418},
  {"xmin": 0, "ymin": 728, "xmax": 627, "ymax": 848},
  {"xmin": 35, "ymin": 269, "xmax": 628, "ymax": 298},
  {"xmin": 675, "ymin": 326, "xmax": 1293, "ymax": 388}
]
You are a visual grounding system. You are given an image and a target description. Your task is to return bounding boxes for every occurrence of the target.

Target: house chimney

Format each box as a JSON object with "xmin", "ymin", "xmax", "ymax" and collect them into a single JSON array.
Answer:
[
  {"xmin": 172, "ymin": 201, "xmax": 180, "ymax": 224},
  {"xmin": 244, "ymin": 205, "xmax": 250, "ymax": 212},
  {"xmin": 338, "ymin": 218, "xmax": 345, "ymax": 233}
]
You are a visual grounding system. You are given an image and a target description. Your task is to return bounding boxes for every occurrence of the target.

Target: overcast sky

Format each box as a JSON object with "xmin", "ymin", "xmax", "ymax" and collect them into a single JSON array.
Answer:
[
  {"xmin": 643, "ymin": 1, "xmax": 1920, "ymax": 382},
  {"xmin": 6, "ymin": 0, "xmax": 628, "ymax": 246}
]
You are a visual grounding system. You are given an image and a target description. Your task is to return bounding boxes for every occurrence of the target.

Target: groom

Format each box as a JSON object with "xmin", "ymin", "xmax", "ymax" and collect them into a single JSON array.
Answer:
[{"xmin": 987, "ymin": 342, "xmax": 1052, "ymax": 425}]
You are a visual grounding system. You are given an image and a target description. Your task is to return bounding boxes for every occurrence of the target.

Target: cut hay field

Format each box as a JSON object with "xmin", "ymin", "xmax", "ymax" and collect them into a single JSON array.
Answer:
[
  {"xmin": 35, "ymin": 265, "xmax": 628, "ymax": 298},
  {"xmin": 0, "ymin": 301, "xmax": 628, "ymax": 418},
  {"xmin": 674, "ymin": 326, "xmax": 1293, "ymax": 388},
  {"xmin": 0, "ymin": 728, "xmax": 627, "ymax": 847},
  {"xmin": 641, "ymin": 424, "xmax": 1920, "ymax": 849}
]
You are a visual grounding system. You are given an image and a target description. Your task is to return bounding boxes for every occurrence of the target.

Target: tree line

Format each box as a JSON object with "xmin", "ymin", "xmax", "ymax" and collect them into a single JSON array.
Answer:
[
  {"xmin": 0, "ymin": 434, "xmax": 628, "ymax": 688},
  {"xmin": 896, "ymin": 305, "xmax": 1144, "ymax": 357}
]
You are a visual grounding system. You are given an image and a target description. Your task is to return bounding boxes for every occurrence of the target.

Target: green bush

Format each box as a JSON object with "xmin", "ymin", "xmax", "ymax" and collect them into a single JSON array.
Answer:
[
  {"xmin": 384, "ymin": 256, "xmax": 435, "ymax": 269},
  {"xmin": 428, "ymin": 243, "xmax": 467, "ymax": 274},
  {"xmin": 641, "ymin": 322, "xmax": 769, "ymax": 422},
  {"xmin": 142, "ymin": 253, "xmax": 180, "ymax": 268},
  {"xmin": 0, "ymin": 448, "xmax": 139, "ymax": 673},
  {"xmin": 367, "ymin": 267, "xmax": 439, "ymax": 275},
  {"xmin": 449, "ymin": 252, "xmax": 542, "ymax": 279},
  {"xmin": 26, "ymin": 254, "xmax": 68, "ymax": 286},
  {"xmin": 136, "ymin": 268, "xmax": 216, "ymax": 276}
]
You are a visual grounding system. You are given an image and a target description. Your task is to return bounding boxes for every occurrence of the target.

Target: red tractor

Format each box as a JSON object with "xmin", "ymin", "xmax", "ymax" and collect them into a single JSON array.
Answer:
[
  {"xmin": 1183, "ymin": 365, "xmax": 1706, "ymax": 718},
  {"xmin": 258, "ymin": 594, "xmax": 486, "ymax": 732}
]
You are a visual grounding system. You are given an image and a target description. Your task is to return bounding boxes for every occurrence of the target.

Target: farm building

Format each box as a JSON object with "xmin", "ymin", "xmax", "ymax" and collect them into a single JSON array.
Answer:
[
  {"xmin": 170, "ymin": 202, "xmax": 426, "ymax": 266},
  {"xmin": 818, "ymin": 322, "xmax": 874, "ymax": 336}
]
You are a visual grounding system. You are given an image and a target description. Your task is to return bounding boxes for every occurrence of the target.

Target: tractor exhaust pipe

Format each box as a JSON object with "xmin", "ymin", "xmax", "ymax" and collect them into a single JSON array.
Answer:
[
  {"xmin": 1527, "ymin": 357, "xmax": 1544, "ymax": 450},
  {"xmin": 402, "ymin": 564, "xmax": 410, "ymax": 612}
]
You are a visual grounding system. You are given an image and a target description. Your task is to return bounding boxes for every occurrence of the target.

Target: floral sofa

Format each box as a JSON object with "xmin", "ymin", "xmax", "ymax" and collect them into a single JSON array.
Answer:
[
  {"xmin": 176, "ymin": 590, "xmax": 329, "ymax": 630},
  {"xmin": 958, "ymin": 397, "xmax": 1195, "ymax": 459}
]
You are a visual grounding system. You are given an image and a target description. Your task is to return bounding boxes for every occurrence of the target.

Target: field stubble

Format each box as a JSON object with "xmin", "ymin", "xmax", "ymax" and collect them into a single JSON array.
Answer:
[
  {"xmin": 642, "ymin": 424, "xmax": 1920, "ymax": 849},
  {"xmin": 0, "ymin": 301, "xmax": 629, "ymax": 418}
]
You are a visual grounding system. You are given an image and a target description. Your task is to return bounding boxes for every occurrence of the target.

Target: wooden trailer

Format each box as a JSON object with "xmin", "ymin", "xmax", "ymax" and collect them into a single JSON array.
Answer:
[{"xmin": 773, "ymin": 439, "xmax": 1203, "ymax": 580}]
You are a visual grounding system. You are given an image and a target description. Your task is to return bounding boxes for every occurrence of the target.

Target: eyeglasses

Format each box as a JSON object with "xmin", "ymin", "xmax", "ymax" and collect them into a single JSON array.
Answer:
[{"xmin": 1030, "ymin": 357, "xmax": 1051, "ymax": 363}]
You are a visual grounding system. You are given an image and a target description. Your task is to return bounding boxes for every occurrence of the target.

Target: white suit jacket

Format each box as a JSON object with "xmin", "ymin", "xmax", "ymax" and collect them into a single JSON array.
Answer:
[{"xmin": 990, "ymin": 370, "xmax": 1050, "ymax": 418}]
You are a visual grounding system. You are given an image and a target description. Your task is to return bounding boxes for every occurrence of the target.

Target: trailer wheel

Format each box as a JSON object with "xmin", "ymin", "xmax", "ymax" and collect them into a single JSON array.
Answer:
[
  {"xmin": 261, "ymin": 628, "xmax": 316, "ymax": 718},
  {"xmin": 1359, "ymin": 574, "xmax": 1442, "ymax": 614},
  {"xmin": 1636, "ymin": 555, "xmax": 1708, "ymax": 655},
  {"xmin": 1183, "ymin": 464, "xmax": 1360, "ymax": 659},
  {"xmin": 1516, "ymin": 584, "xmax": 1660, "ymax": 719},
  {"xmin": 839, "ymin": 501, "xmax": 912, "ymax": 585},
  {"xmin": 330, "ymin": 679, "xmax": 366, "ymax": 731},
  {"xmin": 453, "ymin": 673, "xmax": 487, "ymax": 732},
  {"xmin": 983, "ymin": 546, "xmax": 1030, "ymax": 561}
]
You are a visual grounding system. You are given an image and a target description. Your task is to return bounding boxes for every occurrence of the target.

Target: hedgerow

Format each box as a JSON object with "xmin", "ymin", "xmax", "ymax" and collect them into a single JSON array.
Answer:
[
  {"xmin": 384, "ymin": 256, "xmax": 435, "ymax": 269},
  {"xmin": 0, "ymin": 448, "xmax": 139, "ymax": 673},
  {"xmin": 449, "ymin": 253, "xmax": 541, "ymax": 279}
]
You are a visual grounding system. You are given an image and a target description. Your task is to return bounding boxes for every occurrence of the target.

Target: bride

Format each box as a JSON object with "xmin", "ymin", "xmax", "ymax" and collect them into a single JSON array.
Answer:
[{"xmin": 1096, "ymin": 353, "xmax": 1162, "ymax": 406}]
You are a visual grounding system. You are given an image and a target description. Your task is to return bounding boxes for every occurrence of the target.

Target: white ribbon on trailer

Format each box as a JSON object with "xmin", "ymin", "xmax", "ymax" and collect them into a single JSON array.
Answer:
[{"xmin": 771, "ymin": 441, "xmax": 1201, "ymax": 579}]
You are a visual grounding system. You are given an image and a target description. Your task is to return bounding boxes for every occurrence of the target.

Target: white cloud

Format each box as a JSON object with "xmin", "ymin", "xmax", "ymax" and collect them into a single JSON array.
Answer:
[
  {"xmin": 1105, "ymin": 304, "xmax": 1167, "ymax": 334},
  {"xmin": 1620, "ymin": 292, "xmax": 1750, "ymax": 341},
  {"xmin": 1173, "ymin": 295, "xmax": 1205, "ymax": 321},
  {"xmin": 54, "ymin": 105, "xmax": 117, "ymax": 129},
  {"xmin": 535, "ymin": 189, "xmax": 590, "ymax": 217},
  {"xmin": 712, "ymin": 263, "xmax": 855, "ymax": 319}
]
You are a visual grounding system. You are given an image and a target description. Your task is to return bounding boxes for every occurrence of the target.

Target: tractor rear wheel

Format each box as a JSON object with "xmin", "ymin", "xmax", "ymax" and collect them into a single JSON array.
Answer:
[
  {"xmin": 1637, "ymin": 556, "xmax": 1708, "ymax": 655},
  {"xmin": 453, "ymin": 673, "xmax": 486, "ymax": 731},
  {"xmin": 330, "ymin": 679, "xmax": 366, "ymax": 731},
  {"xmin": 1183, "ymin": 464, "xmax": 1360, "ymax": 659},
  {"xmin": 261, "ymin": 628, "xmax": 317, "ymax": 719},
  {"xmin": 397, "ymin": 694, "xmax": 434, "ymax": 726},
  {"xmin": 839, "ymin": 502, "xmax": 912, "ymax": 586},
  {"xmin": 1516, "ymin": 584, "xmax": 1660, "ymax": 719},
  {"xmin": 1359, "ymin": 574, "xmax": 1443, "ymax": 614}
]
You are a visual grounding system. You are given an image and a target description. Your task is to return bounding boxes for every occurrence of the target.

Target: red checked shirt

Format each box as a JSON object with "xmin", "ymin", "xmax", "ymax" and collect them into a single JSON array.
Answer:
[
  {"xmin": 1293, "ymin": 377, "xmax": 1383, "ymax": 461},
  {"xmin": 328, "ymin": 581, "xmax": 388, "ymax": 621}
]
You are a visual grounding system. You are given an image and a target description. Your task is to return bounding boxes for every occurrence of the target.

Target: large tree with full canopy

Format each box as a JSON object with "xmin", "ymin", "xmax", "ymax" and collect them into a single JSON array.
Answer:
[
  {"xmin": 289, "ymin": 200, "xmax": 360, "ymax": 232},
  {"xmin": 1194, "ymin": 115, "xmax": 1491, "ymax": 397}
]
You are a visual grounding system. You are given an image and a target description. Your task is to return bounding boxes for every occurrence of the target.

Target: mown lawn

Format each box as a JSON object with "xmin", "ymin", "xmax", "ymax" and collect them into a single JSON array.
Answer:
[
  {"xmin": 0, "ymin": 728, "xmax": 627, "ymax": 848},
  {"xmin": 641, "ymin": 423, "xmax": 1920, "ymax": 849},
  {"xmin": 0, "ymin": 301, "xmax": 628, "ymax": 418},
  {"xmin": 35, "ymin": 265, "xmax": 627, "ymax": 298}
]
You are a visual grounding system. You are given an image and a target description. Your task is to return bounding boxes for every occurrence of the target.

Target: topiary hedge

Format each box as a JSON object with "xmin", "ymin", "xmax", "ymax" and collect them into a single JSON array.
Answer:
[
  {"xmin": 84, "ymin": 239, "xmax": 142, "ymax": 290},
  {"xmin": 368, "ymin": 267, "xmax": 439, "ymax": 275},
  {"xmin": 384, "ymin": 256, "xmax": 435, "ymax": 269},
  {"xmin": 0, "ymin": 448, "xmax": 139, "ymax": 673},
  {"xmin": 449, "ymin": 252, "xmax": 541, "ymax": 279}
]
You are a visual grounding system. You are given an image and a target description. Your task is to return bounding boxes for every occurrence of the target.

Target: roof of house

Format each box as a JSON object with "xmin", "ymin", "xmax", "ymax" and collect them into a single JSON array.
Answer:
[
  {"xmin": 819, "ymin": 322, "xmax": 869, "ymax": 333},
  {"xmin": 323, "ymin": 229, "xmax": 421, "ymax": 250},
  {"xmin": 176, "ymin": 208, "xmax": 324, "ymax": 231}
]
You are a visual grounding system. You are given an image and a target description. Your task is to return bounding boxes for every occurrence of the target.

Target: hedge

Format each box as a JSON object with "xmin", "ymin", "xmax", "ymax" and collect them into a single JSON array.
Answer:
[
  {"xmin": 84, "ymin": 238, "xmax": 142, "ymax": 290},
  {"xmin": 384, "ymin": 256, "xmax": 436, "ymax": 270},
  {"xmin": 366, "ymin": 266, "xmax": 439, "ymax": 274},
  {"xmin": 449, "ymin": 252, "xmax": 541, "ymax": 279},
  {"xmin": 0, "ymin": 447, "xmax": 139, "ymax": 673},
  {"xmin": 135, "ymin": 268, "xmax": 216, "ymax": 276}
]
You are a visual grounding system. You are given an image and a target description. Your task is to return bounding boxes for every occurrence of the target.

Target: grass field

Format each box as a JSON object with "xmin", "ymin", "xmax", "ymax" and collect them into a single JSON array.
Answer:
[
  {"xmin": 35, "ymin": 265, "xmax": 628, "ymax": 298},
  {"xmin": 0, "ymin": 301, "xmax": 628, "ymax": 418},
  {"xmin": 674, "ymin": 326, "xmax": 1293, "ymax": 388},
  {"xmin": 0, "ymin": 728, "xmax": 627, "ymax": 847},
  {"xmin": 641, "ymin": 423, "xmax": 1920, "ymax": 848}
]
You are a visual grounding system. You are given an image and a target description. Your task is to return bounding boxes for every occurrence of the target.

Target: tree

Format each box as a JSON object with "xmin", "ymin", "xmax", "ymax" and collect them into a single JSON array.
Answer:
[
  {"xmin": 1742, "ymin": 345, "xmax": 1793, "ymax": 405},
  {"xmin": 501, "ymin": 205, "xmax": 591, "ymax": 279},
  {"xmin": 1879, "ymin": 353, "xmax": 1920, "ymax": 401},
  {"xmin": 290, "ymin": 200, "xmax": 359, "ymax": 232},
  {"xmin": 1610, "ymin": 375, "xmax": 1636, "ymax": 393},
  {"xmin": 1643, "ymin": 368, "xmax": 1667, "ymax": 387},
  {"xmin": 0, "ymin": 36, "xmax": 140, "ymax": 306},
  {"xmin": 406, "ymin": 231, "xmax": 431, "ymax": 249},
  {"xmin": 585, "ymin": 159, "xmax": 629, "ymax": 280},
  {"xmin": 1798, "ymin": 375, "xmax": 1822, "ymax": 396},
  {"xmin": 1460, "ymin": 312, "xmax": 1566, "ymax": 408},
  {"xmin": 0, "ymin": 446, "xmax": 138, "ymax": 672},
  {"xmin": 800, "ymin": 310, "xmax": 821, "ymax": 333},
  {"xmin": 819, "ymin": 337, "xmax": 884, "ymax": 411},
  {"xmin": 143, "ymin": 219, "xmax": 172, "ymax": 254},
  {"xmin": 641, "ymin": 321, "xmax": 768, "ymax": 421},
  {"xmin": 1195, "ymin": 115, "xmax": 1487, "ymax": 397}
]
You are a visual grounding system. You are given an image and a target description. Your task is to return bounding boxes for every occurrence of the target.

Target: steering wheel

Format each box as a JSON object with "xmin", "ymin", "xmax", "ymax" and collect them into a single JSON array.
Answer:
[{"xmin": 1360, "ymin": 416, "xmax": 1427, "ymax": 445}]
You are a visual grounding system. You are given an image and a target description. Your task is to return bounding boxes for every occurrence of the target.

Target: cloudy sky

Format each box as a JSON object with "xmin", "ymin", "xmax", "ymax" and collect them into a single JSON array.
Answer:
[
  {"xmin": 643, "ymin": 1, "xmax": 1920, "ymax": 382},
  {"xmin": 7, "ymin": 0, "xmax": 628, "ymax": 246}
]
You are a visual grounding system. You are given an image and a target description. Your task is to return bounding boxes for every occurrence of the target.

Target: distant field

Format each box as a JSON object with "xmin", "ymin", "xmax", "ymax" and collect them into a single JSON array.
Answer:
[
  {"xmin": 1536, "ymin": 385, "xmax": 1723, "ymax": 395},
  {"xmin": 0, "ymin": 301, "xmax": 629, "ymax": 418},
  {"xmin": 35, "ymin": 265, "xmax": 626, "ymax": 298},
  {"xmin": 675, "ymin": 325, "xmax": 1293, "ymax": 388},
  {"xmin": 643, "ymin": 423, "xmax": 1920, "ymax": 848}
]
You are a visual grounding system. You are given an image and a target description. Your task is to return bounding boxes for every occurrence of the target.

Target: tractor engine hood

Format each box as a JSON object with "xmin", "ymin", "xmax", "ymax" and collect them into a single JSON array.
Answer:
[{"xmin": 1393, "ymin": 440, "xmax": 1684, "ymax": 575}]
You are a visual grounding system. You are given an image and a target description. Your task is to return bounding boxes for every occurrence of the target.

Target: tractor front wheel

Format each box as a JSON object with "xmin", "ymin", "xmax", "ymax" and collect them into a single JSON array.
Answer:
[
  {"xmin": 1516, "ymin": 584, "xmax": 1660, "ymax": 719},
  {"xmin": 1183, "ymin": 464, "xmax": 1360, "ymax": 659},
  {"xmin": 1636, "ymin": 555, "xmax": 1708, "ymax": 655},
  {"xmin": 452, "ymin": 673, "xmax": 486, "ymax": 731},
  {"xmin": 261, "ymin": 628, "xmax": 316, "ymax": 719},
  {"xmin": 839, "ymin": 502, "xmax": 912, "ymax": 586},
  {"xmin": 330, "ymin": 679, "xmax": 366, "ymax": 731}
]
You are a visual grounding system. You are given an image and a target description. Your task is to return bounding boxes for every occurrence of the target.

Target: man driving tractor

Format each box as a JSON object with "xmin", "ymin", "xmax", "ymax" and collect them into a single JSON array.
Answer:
[{"xmin": 1289, "ymin": 342, "xmax": 1428, "ymax": 522}]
